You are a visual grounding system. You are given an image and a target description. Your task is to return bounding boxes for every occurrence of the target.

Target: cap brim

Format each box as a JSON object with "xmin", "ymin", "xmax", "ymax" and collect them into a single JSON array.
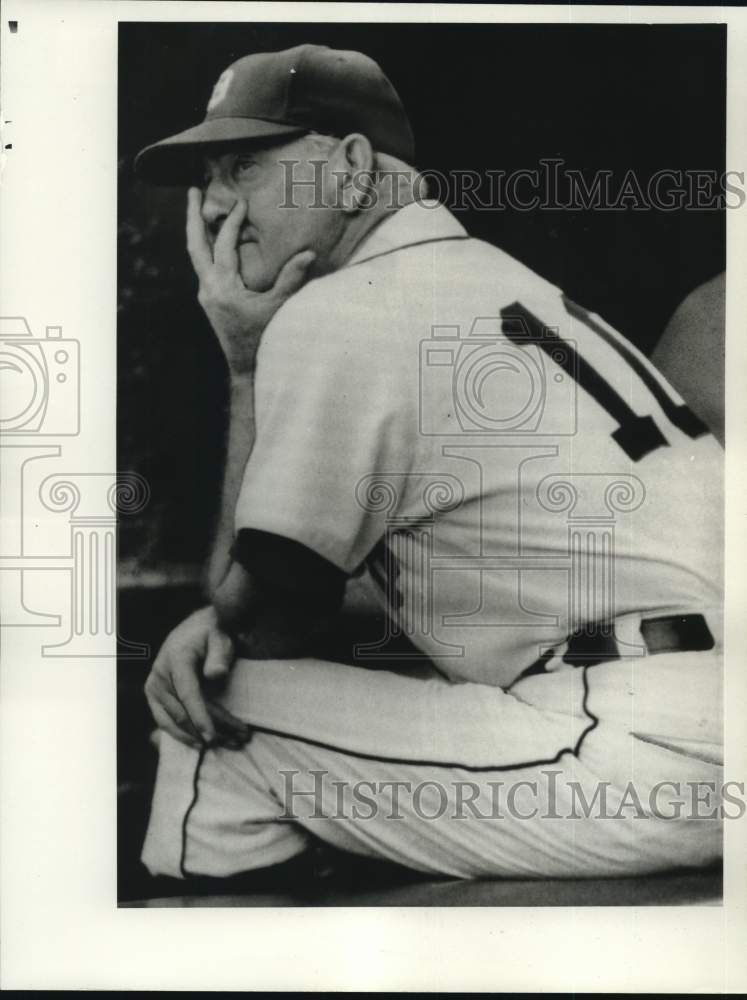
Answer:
[{"xmin": 134, "ymin": 118, "xmax": 308, "ymax": 185}]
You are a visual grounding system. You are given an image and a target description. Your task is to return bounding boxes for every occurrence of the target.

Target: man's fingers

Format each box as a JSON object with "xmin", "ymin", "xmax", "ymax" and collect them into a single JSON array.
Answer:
[
  {"xmin": 272, "ymin": 250, "xmax": 317, "ymax": 299},
  {"xmin": 186, "ymin": 187, "xmax": 213, "ymax": 278},
  {"xmin": 203, "ymin": 627, "xmax": 234, "ymax": 681},
  {"xmin": 171, "ymin": 660, "xmax": 216, "ymax": 743},
  {"xmin": 213, "ymin": 198, "xmax": 246, "ymax": 272},
  {"xmin": 207, "ymin": 700, "xmax": 252, "ymax": 742},
  {"xmin": 158, "ymin": 688, "xmax": 205, "ymax": 744},
  {"xmin": 148, "ymin": 700, "xmax": 202, "ymax": 750},
  {"xmin": 146, "ymin": 675, "xmax": 203, "ymax": 745}
]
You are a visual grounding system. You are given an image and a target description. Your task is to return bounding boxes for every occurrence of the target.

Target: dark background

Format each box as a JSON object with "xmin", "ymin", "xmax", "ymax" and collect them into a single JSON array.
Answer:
[{"xmin": 118, "ymin": 21, "xmax": 726, "ymax": 576}]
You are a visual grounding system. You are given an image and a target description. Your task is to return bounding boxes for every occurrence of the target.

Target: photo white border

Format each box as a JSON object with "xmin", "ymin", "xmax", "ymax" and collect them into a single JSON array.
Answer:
[{"xmin": 1, "ymin": 1, "xmax": 746, "ymax": 991}]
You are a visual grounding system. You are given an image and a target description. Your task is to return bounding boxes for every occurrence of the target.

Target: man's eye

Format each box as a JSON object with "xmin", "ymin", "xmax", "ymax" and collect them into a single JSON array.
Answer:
[{"xmin": 233, "ymin": 157, "xmax": 256, "ymax": 177}]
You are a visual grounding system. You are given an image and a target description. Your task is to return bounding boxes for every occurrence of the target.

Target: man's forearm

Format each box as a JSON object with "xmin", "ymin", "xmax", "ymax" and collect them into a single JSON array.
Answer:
[{"xmin": 206, "ymin": 373, "xmax": 256, "ymax": 597}]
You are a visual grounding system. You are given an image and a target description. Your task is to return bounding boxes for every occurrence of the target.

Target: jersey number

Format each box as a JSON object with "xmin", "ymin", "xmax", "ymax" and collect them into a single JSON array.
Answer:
[{"xmin": 499, "ymin": 297, "xmax": 710, "ymax": 461}]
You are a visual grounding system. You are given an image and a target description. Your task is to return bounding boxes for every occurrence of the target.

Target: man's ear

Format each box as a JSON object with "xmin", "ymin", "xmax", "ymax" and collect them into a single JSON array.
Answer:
[{"xmin": 329, "ymin": 133, "xmax": 377, "ymax": 213}]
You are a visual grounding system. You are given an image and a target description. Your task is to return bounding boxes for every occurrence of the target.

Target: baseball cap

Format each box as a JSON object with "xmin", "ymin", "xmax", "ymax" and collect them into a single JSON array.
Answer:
[{"xmin": 134, "ymin": 44, "xmax": 415, "ymax": 184}]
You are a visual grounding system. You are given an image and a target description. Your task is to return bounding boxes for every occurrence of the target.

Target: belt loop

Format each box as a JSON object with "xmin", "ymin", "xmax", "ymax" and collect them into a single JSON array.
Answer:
[{"xmin": 639, "ymin": 614, "xmax": 715, "ymax": 655}]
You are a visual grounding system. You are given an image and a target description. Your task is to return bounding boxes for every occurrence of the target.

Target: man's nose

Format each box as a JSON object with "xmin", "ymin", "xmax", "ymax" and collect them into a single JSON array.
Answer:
[{"xmin": 201, "ymin": 177, "xmax": 238, "ymax": 232}]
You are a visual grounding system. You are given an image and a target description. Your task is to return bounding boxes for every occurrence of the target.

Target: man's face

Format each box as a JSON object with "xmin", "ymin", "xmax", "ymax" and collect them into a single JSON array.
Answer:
[{"xmin": 201, "ymin": 135, "xmax": 343, "ymax": 292}]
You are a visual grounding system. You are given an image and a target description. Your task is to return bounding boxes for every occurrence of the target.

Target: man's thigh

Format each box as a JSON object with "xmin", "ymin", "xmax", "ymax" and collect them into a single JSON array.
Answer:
[
  {"xmin": 143, "ymin": 657, "xmax": 723, "ymax": 880},
  {"xmin": 248, "ymin": 725, "xmax": 722, "ymax": 879}
]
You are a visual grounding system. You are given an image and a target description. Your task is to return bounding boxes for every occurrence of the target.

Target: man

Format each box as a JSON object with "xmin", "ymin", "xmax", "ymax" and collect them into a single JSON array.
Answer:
[
  {"xmin": 134, "ymin": 45, "xmax": 724, "ymax": 882},
  {"xmin": 652, "ymin": 272, "xmax": 725, "ymax": 446}
]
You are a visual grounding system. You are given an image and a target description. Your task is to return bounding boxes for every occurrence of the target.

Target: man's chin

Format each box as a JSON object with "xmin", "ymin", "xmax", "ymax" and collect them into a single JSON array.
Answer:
[
  {"xmin": 238, "ymin": 250, "xmax": 275, "ymax": 293},
  {"xmin": 239, "ymin": 269, "xmax": 274, "ymax": 293},
  {"xmin": 241, "ymin": 275, "xmax": 274, "ymax": 293}
]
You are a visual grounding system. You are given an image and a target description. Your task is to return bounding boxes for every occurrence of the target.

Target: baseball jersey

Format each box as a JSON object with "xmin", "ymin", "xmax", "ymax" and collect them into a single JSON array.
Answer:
[{"xmin": 234, "ymin": 200, "xmax": 723, "ymax": 688}]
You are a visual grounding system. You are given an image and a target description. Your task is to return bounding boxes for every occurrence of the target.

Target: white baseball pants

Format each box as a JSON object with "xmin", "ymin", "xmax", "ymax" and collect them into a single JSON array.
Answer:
[{"xmin": 141, "ymin": 645, "xmax": 723, "ymax": 881}]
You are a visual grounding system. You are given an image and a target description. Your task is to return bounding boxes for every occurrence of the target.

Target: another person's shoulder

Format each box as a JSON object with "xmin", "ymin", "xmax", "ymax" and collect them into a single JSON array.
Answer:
[
  {"xmin": 651, "ymin": 272, "xmax": 725, "ymax": 444},
  {"xmin": 656, "ymin": 273, "xmax": 725, "ymax": 354}
]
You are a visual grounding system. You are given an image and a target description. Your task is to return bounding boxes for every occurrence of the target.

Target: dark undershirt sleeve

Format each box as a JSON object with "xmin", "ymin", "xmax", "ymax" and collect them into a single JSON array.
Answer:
[{"xmin": 230, "ymin": 527, "xmax": 348, "ymax": 613}]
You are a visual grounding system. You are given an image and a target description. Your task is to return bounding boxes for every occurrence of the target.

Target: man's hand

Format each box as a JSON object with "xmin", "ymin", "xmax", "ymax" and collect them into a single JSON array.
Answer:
[
  {"xmin": 186, "ymin": 187, "xmax": 315, "ymax": 376},
  {"xmin": 144, "ymin": 605, "xmax": 251, "ymax": 749}
]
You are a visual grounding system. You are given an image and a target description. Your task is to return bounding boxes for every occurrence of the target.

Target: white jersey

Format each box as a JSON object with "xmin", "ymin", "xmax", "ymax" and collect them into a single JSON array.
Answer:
[{"xmin": 235, "ymin": 200, "xmax": 723, "ymax": 687}]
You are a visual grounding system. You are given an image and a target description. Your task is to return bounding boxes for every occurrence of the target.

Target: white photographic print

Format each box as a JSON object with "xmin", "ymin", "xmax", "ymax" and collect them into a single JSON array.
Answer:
[{"xmin": 1, "ymin": 2, "xmax": 746, "ymax": 992}]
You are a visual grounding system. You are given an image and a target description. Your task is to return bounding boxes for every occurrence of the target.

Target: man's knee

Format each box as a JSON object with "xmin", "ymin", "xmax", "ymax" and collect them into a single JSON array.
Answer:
[{"xmin": 141, "ymin": 732, "xmax": 309, "ymax": 879}]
